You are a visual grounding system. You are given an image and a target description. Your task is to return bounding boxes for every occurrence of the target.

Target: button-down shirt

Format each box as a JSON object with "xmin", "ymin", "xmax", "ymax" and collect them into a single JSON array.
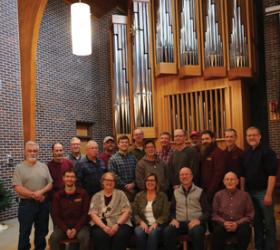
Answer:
[
  {"xmin": 212, "ymin": 188, "xmax": 254, "ymax": 225},
  {"xmin": 75, "ymin": 156, "xmax": 106, "ymax": 197},
  {"xmin": 52, "ymin": 187, "xmax": 89, "ymax": 232},
  {"xmin": 108, "ymin": 151, "xmax": 137, "ymax": 188},
  {"xmin": 157, "ymin": 146, "xmax": 173, "ymax": 164},
  {"xmin": 224, "ymin": 146, "xmax": 244, "ymax": 177}
]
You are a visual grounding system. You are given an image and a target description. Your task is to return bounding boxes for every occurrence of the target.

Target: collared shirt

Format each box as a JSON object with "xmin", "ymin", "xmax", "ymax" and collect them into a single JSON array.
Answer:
[
  {"xmin": 75, "ymin": 156, "xmax": 106, "ymax": 197},
  {"xmin": 240, "ymin": 144, "xmax": 277, "ymax": 191},
  {"xmin": 52, "ymin": 187, "xmax": 89, "ymax": 233},
  {"xmin": 68, "ymin": 153, "xmax": 83, "ymax": 166},
  {"xmin": 212, "ymin": 188, "xmax": 254, "ymax": 225},
  {"xmin": 224, "ymin": 146, "xmax": 244, "ymax": 176},
  {"xmin": 128, "ymin": 144, "xmax": 145, "ymax": 161},
  {"xmin": 108, "ymin": 151, "xmax": 137, "ymax": 188},
  {"xmin": 157, "ymin": 146, "xmax": 173, "ymax": 164}
]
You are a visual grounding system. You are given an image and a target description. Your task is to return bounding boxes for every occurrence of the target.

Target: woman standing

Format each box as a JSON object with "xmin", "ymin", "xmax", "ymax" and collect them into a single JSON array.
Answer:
[
  {"xmin": 89, "ymin": 172, "xmax": 132, "ymax": 250},
  {"xmin": 133, "ymin": 173, "xmax": 170, "ymax": 250}
]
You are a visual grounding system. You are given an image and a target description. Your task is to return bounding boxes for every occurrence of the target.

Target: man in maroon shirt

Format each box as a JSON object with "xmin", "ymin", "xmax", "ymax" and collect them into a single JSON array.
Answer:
[
  {"xmin": 47, "ymin": 142, "xmax": 73, "ymax": 200},
  {"xmin": 99, "ymin": 136, "xmax": 115, "ymax": 168},
  {"xmin": 212, "ymin": 171, "xmax": 254, "ymax": 250},
  {"xmin": 200, "ymin": 130, "xmax": 226, "ymax": 201},
  {"xmin": 49, "ymin": 168, "xmax": 90, "ymax": 250},
  {"xmin": 224, "ymin": 128, "xmax": 244, "ymax": 177}
]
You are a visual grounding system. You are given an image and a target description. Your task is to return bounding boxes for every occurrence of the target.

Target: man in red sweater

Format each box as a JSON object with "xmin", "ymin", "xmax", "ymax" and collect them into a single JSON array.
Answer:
[
  {"xmin": 200, "ymin": 130, "xmax": 226, "ymax": 201},
  {"xmin": 49, "ymin": 168, "xmax": 90, "ymax": 250},
  {"xmin": 47, "ymin": 142, "xmax": 73, "ymax": 200}
]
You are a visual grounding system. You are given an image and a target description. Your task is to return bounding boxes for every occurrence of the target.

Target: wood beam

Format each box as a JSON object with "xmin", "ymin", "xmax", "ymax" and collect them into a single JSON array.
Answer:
[{"xmin": 18, "ymin": 0, "xmax": 48, "ymax": 142}]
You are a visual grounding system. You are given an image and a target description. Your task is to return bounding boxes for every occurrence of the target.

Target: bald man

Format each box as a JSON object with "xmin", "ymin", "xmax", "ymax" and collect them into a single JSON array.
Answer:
[{"xmin": 75, "ymin": 140, "xmax": 106, "ymax": 197}]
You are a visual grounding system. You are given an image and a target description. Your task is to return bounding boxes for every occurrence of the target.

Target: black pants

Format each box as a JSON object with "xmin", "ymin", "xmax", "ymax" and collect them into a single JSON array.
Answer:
[
  {"xmin": 212, "ymin": 223, "xmax": 251, "ymax": 250},
  {"xmin": 91, "ymin": 224, "xmax": 132, "ymax": 250}
]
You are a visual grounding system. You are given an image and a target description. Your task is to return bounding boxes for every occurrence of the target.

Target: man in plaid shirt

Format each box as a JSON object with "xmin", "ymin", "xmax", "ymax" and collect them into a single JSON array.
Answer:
[
  {"xmin": 108, "ymin": 135, "xmax": 137, "ymax": 201},
  {"xmin": 157, "ymin": 131, "xmax": 174, "ymax": 164}
]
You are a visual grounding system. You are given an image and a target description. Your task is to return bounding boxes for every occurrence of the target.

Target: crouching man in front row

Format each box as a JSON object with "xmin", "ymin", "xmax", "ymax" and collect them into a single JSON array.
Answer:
[
  {"xmin": 163, "ymin": 167, "xmax": 210, "ymax": 250},
  {"xmin": 49, "ymin": 168, "xmax": 90, "ymax": 250}
]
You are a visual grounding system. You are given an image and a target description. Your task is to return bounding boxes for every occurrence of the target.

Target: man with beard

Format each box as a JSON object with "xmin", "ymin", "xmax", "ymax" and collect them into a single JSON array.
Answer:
[
  {"xmin": 48, "ymin": 142, "xmax": 73, "ymax": 200},
  {"xmin": 240, "ymin": 127, "xmax": 277, "ymax": 250},
  {"xmin": 99, "ymin": 136, "xmax": 116, "ymax": 168},
  {"xmin": 75, "ymin": 140, "xmax": 106, "ymax": 197},
  {"xmin": 200, "ymin": 130, "xmax": 226, "ymax": 201},
  {"xmin": 224, "ymin": 128, "xmax": 244, "ymax": 177},
  {"xmin": 12, "ymin": 141, "xmax": 53, "ymax": 250},
  {"xmin": 49, "ymin": 168, "xmax": 90, "ymax": 250},
  {"xmin": 156, "ymin": 131, "xmax": 174, "ymax": 164},
  {"xmin": 169, "ymin": 129, "xmax": 199, "ymax": 187},
  {"xmin": 189, "ymin": 131, "xmax": 201, "ymax": 152}
]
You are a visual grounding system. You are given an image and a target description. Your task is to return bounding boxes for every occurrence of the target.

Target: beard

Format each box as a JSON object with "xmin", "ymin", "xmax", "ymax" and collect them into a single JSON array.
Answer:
[{"xmin": 200, "ymin": 142, "xmax": 216, "ymax": 162}]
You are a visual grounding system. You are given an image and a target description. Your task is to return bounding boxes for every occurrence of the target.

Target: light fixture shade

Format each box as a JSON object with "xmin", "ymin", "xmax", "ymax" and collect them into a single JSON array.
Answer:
[{"xmin": 71, "ymin": 2, "xmax": 92, "ymax": 56}]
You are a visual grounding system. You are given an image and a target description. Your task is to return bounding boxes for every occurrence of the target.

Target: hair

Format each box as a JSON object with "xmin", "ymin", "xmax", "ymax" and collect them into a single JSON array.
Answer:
[
  {"xmin": 144, "ymin": 139, "xmax": 156, "ymax": 148},
  {"xmin": 201, "ymin": 130, "xmax": 215, "ymax": 138},
  {"xmin": 86, "ymin": 140, "xmax": 98, "ymax": 149},
  {"xmin": 70, "ymin": 137, "xmax": 81, "ymax": 144},
  {"xmin": 224, "ymin": 128, "xmax": 237, "ymax": 136},
  {"xmin": 160, "ymin": 131, "xmax": 171, "ymax": 138},
  {"xmin": 144, "ymin": 173, "xmax": 158, "ymax": 191},
  {"xmin": 51, "ymin": 142, "xmax": 64, "ymax": 150},
  {"xmin": 179, "ymin": 166, "xmax": 193, "ymax": 175},
  {"xmin": 25, "ymin": 141, "xmax": 39, "ymax": 150},
  {"xmin": 223, "ymin": 171, "xmax": 238, "ymax": 180},
  {"xmin": 174, "ymin": 129, "xmax": 186, "ymax": 136},
  {"xmin": 63, "ymin": 168, "xmax": 77, "ymax": 177},
  {"xmin": 100, "ymin": 172, "xmax": 117, "ymax": 188},
  {"xmin": 246, "ymin": 126, "xmax": 261, "ymax": 135},
  {"xmin": 117, "ymin": 135, "xmax": 130, "ymax": 143}
]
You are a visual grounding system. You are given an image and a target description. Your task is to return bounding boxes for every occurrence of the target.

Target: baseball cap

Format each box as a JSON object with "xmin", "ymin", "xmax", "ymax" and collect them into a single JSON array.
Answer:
[
  {"xmin": 103, "ymin": 136, "xmax": 115, "ymax": 143},
  {"xmin": 190, "ymin": 131, "xmax": 200, "ymax": 138}
]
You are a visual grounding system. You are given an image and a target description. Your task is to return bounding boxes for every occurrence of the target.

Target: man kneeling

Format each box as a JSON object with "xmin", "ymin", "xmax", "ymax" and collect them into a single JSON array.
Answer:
[
  {"xmin": 163, "ymin": 167, "xmax": 210, "ymax": 250},
  {"xmin": 212, "ymin": 171, "xmax": 254, "ymax": 250},
  {"xmin": 49, "ymin": 168, "xmax": 90, "ymax": 250}
]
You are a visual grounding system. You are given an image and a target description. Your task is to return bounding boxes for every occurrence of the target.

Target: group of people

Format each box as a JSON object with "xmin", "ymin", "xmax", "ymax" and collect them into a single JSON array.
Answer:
[{"xmin": 12, "ymin": 126, "xmax": 278, "ymax": 250}]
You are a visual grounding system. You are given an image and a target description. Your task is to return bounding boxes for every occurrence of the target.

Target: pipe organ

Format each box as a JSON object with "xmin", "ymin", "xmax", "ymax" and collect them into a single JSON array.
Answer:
[{"xmin": 111, "ymin": 0, "xmax": 254, "ymax": 144}]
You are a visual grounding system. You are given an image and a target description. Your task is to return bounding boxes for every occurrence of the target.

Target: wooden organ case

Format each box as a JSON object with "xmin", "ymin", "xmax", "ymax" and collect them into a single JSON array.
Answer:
[{"xmin": 111, "ymin": 0, "xmax": 254, "ymax": 147}]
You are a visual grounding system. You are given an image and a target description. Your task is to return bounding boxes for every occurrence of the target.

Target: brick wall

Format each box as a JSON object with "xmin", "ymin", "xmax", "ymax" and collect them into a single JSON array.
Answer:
[
  {"xmin": 36, "ymin": 0, "xmax": 116, "ymax": 163},
  {"xmin": 0, "ymin": 0, "xmax": 24, "ymax": 221},
  {"xmin": 263, "ymin": 0, "xmax": 280, "ymax": 158}
]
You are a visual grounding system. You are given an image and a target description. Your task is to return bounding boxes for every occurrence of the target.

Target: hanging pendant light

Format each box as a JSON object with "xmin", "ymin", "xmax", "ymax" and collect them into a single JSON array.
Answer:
[{"xmin": 71, "ymin": 1, "xmax": 92, "ymax": 56}]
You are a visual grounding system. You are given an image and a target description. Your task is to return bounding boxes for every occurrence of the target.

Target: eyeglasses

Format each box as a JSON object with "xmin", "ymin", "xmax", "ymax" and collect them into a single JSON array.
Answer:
[{"xmin": 146, "ymin": 179, "xmax": 156, "ymax": 182}]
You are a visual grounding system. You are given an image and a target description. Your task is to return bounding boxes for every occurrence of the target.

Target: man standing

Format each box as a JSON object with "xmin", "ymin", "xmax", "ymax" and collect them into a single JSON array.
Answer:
[
  {"xmin": 128, "ymin": 128, "xmax": 145, "ymax": 161},
  {"xmin": 109, "ymin": 135, "xmax": 137, "ymax": 201},
  {"xmin": 68, "ymin": 137, "xmax": 83, "ymax": 165},
  {"xmin": 240, "ymin": 126, "xmax": 277, "ymax": 250},
  {"xmin": 156, "ymin": 131, "xmax": 173, "ymax": 164},
  {"xmin": 12, "ymin": 141, "xmax": 53, "ymax": 250},
  {"xmin": 224, "ymin": 128, "xmax": 244, "ymax": 176},
  {"xmin": 200, "ymin": 130, "xmax": 226, "ymax": 201},
  {"xmin": 99, "ymin": 136, "xmax": 115, "ymax": 168},
  {"xmin": 75, "ymin": 140, "xmax": 106, "ymax": 197},
  {"xmin": 163, "ymin": 167, "xmax": 210, "ymax": 250},
  {"xmin": 49, "ymin": 168, "xmax": 90, "ymax": 250},
  {"xmin": 47, "ymin": 142, "xmax": 73, "ymax": 199},
  {"xmin": 169, "ymin": 129, "xmax": 199, "ymax": 187},
  {"xmin": 189, "ymin": 131, "xmax": 201, "ymax": 148},
  {"xmin": 212, "ymin": 172, "xmax": 254, "ymax": 250}
]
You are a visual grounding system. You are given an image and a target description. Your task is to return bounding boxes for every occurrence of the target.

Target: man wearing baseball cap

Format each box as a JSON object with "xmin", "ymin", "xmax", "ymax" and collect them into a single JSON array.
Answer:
[{"xmin": 99, "ymin": 136, "xmax": 116, "ymax": 168}]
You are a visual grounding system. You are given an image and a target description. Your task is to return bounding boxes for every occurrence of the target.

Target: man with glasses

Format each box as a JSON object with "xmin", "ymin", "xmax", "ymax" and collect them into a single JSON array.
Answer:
[
  {"xmin": 68, "ymin": 137, "xmax": 83, "ymax": 165},
  {"xmin": 12, "ymin": 141, "xmax": 53, "ymax": 250},
  {"xmin": 240, "ymin": 127, "xmax": 277, "ymax": 250}
]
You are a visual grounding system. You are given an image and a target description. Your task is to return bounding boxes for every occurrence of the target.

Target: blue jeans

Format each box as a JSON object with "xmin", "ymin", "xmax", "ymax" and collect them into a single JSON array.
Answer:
[
  {"xmin": 249, "ymin": 190, "xmax": 276, "ymax": 250},
  {"xmin": 18, "ymin": 199, "xmax": 49, "ymax": 250},
  {"xmin": 163, "ymin": 222, "xmax": 205, "ymax": 250},
  {"xmin": 134, "ymin": 225, "xmax": 163, "ymax": 250}
]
